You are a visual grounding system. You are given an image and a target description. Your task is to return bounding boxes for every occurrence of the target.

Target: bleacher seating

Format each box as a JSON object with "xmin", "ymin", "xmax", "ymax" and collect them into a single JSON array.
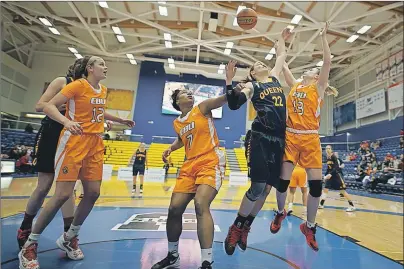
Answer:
[
  {"xmin": 148, "ymin": 143, "xmax": 185, "ymax": 174},
  {"xmin": 233, "ymin": 148, "xmax": 248, "ymax": 173},
  {"xmin": 103, "ymin": 140, "xmax": 139, "ymax": 170},
  {"xmin": 1, "ymin": 129, "xmax": 36, "ymax": 152}
]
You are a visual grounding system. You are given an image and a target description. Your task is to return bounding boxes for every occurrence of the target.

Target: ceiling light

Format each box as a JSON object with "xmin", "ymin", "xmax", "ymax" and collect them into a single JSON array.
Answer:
[
  {"xmin": 99, "ymin": 1, "xmax": 108, "ymax": 8},
  {"xmin": 218, "ymin": 69, "xmax": 224, "ymax": 74},
  {"xmin": 269, "ymin": 48, "xmax": 276, "ymax": 54},
  {"xmin": 169, "ymin": 63, "xmax": 175, "ymax": 69},
  {"xmin": 316, "ymin": 60, "xmax": 324, "ymax": 67},
  {"xmin": 286, "ymin": 25, "xmax": 295, "ymax": 31},
  {"xmin": 233, "ymin": 5, "xmax": 246, "ymax": 26},
  {"xmin": 219, "ymin": 64, "xmax": 225, "ymax": 70},
  {"xmin": 346, "ymin": 34, "xmax": 359, "ymax": 43},
  {"xmin": 168, "ymin": 58, "xmax": 175, "ymax": 64},
  {"xmin": 158, "ymin": 1, "xmax": 166, "ymax": 4},
  {"xmin": 164, "ymin": 33, "xmax": 171, "ymax": 41},
  {"xmin": 159, "ymin": 6, "xmax": 168, "ymax": 16},
  {"xmin": 68, "ymin": 47, "xmax": 78, "ymax": 54},
  {"xmin": 116, "ymin": 35, "xmax": 126, "ymax": 43},
  {"xmin": 265, "ymin": 54, "xmax": 273, "ymax": 60},
  {"xmin": 357, "ymin": 25, "xmax": 371, "ymax": 34},
  {"xmin": 25, "ymin": 113, "xmax": 46, "ymax": 119},
  {"xmin": 331, "ymin": 54, "xmax": 335, "ymax": 59},
  {"xmin": 165, "ymin": 41, "xmax": 172, "ymax": 48},
  {"xmin": 112, "ymin": 26, "xmax": 122, "ymax": 35},
  {"xmin": 74, "ymin": 53, "xmax": 83, "ymax": 59},
  {"xmin": 291, "ymin": 14, "xmax": 302, "ymax": 25},
  {"xmin": 39, "ymin": 17, "xmax": 52, "ymax": 26},
  {"xmin": 130, "ymin": 59, "xmax": 137, "ymax": 65},
  {"xmin": 48, "ymin": 27, "xmax": 60, "ymax": 35},
  {"xmin": 226, "ymin": 42, "xmax": 234, "ymax": 49},
  {"xmin": 224, "ymin": 49, "xmax": 231, "ymax": 55},
  {"xmin": 126, "ymin": 53, "xmax": 134, "ymax": 59}
]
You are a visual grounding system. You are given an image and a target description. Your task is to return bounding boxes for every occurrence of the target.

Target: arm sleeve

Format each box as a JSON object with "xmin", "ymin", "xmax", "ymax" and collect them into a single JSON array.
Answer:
[
  {"xmin": 60, "ymin": 80, "xmax": 82, "ymax": 99},
  {"xmin": 226, "ymin": 85, "xmax": 247, "ymax": 110}
]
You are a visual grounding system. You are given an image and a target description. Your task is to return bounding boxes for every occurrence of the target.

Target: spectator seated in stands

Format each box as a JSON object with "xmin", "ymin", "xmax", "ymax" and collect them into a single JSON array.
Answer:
[
  {"xmin": 16, "ymin": 150, "xmax": 33, "ymax": 173},
  {"xmin": 400, "ymin": 130, "xmax": 404, "ymax": 149},
  {"xmin": 24, "ymin": 124, "xmax": 34, "ymax": 134},
  {"xmin": 371, "ymin": 140, "xmax": 381, "ymax": 150}
]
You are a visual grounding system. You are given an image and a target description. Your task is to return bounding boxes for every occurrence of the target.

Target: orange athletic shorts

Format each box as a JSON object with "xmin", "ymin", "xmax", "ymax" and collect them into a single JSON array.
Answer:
[
  {"xmin": 174, "ymin": 148, "xmax": 225, "ymax": 193},
  {"xmin": 289, "ymin": 166, "xmax": 307, "ymax": 188},
  {"xmin": 54, "ymin": 130, "xmax": 104, "ymax": 181},
  {"xmin": 283, "ymin": 131, "xmax": 322, "ymax": 169}
]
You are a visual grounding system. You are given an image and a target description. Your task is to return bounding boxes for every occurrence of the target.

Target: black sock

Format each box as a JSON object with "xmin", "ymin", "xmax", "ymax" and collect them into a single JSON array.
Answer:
[
  {"xmin": 140, "ymin": 184, "xmax": 143, "ymax": 189},
  {"xmin": 234, "ymin": 214, "xmax": 247, "ymax": 228},
  {"xmin": 244, "ymin": 215, "xmax": 255, "ymax": 228},
  {"xmin": 133, "ymin": 185, "xmax": 136, "ymax": 190},
  {"xmin": 348, "ymin": 200, "xmax": 354, "ymax": 207},
  {"xmin": 20, "ymin": 213, "xmax": 35, "ymax": 230},
  {"xmin": 63, "ymin": 217, "xmax": 74, "ymax": 232},
  {"xmin": 320, "ymin": 199, "xmax": 325, "ymax": 206}
]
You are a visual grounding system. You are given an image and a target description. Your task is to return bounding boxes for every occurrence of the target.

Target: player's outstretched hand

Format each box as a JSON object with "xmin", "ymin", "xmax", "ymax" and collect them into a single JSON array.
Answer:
[
  {"xmin": 281, "ymin": 28, "xmax": 292, "ymax": 40},
  {"xmin": 121, "ymin": 119, "xmax": 135, "ymax": 127},
  {"xmin": 162, "ymin": 148, "xmax": 172, "ymax": 163},
  {"xmin": 106, "ymin": 120, "xmax": 113, "ymax": 131},
  {"xmin": 64, "ymin": 120, "xmax": 83, "ymax": 135},
  {"xmin": 226, "ymin": 60, "xmax": 237, "ymax": 81}
]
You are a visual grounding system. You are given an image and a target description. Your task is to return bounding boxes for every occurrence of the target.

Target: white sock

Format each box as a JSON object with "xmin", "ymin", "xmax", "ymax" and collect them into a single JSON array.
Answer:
[
  {"xmin": 168, "ymin": 241, "xmax": 179, "ymax": 256},
  {"xmin": 24, "ymin": 233, "xmax": 40, "ymax": 248},
  {"xmin": 201, "ymin": 248, "xmax": 213, "ymax": 263},
  {"xmin": 288, "ymin": 203, "xmax": 293, "ymax": 211},
  {"xmin": 276, "ymin": 189, "xmax": 288, "ymax": 213},
  {"xmin": 65, "ymin": 224, "xmax": 81, "ymax": 240},
  {"xmin": 321, "ymin": 193, "xmax": 327, "ymax": 200},
  {"xmin": 306, "ymin": 221, "xmax": 316, "ymax": 228}
]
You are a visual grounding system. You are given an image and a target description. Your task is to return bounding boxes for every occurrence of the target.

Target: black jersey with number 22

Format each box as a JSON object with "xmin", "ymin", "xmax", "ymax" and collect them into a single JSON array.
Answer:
[{"xmin": 250, "ymin": 77, "xmax": 286, "ymax": 137}]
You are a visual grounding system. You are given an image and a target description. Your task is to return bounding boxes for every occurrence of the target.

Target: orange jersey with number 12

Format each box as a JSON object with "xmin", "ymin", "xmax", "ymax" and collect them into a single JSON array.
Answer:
[
  {"xmin": 173, "ymin": 105, "xmax": 219, "ymax": 160},
  {"xmin": 61, "ymin": 78, "xmax": 107, "ymax": 134},
  {"xmin": 286, "ymin": 82, "xmax": 323, "ymax": 131}
]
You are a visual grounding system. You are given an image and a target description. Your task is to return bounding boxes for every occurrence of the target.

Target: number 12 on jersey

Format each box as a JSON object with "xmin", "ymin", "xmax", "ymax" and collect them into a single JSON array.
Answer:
[{"xmin": 91, "ymin": 107, "xmax": 105, "ymax": 123}]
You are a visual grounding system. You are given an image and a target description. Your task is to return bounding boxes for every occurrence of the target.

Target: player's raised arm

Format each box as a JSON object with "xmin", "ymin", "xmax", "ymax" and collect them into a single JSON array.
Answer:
[
  {"xmin": 162, "ymin": 134, "xmax": 183, "ymax": 162},
  {"xmin": 282, "ymin": 63, "xmax": 298, "ymax": 88},
  {"xmin": 317, "ymin": 22, "xmax": 331, "ymax": 98},
  {"xmin": 36, "ymin": 77, "xmax": 67, "ymax": 112},
  {"xmin": 269, "ymin": 28, "xmax": 291, "ymax": 80},
  {"xmin": 225, "ymin": 60, "xmax": 253, "ymax": 110}
]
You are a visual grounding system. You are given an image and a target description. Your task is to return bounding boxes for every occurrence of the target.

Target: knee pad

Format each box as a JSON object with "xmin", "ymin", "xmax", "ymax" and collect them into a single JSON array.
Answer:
[
  {"xmin": 246, "ymin": 182, "xmax": 267, "ymax": 201},
  {"xmin": 308, "ymin": 180, "xmax": 323, "ymax": 198},
  {"xmin": 277, "ymin": 179, "xmax": 290, "ymax": 193}
]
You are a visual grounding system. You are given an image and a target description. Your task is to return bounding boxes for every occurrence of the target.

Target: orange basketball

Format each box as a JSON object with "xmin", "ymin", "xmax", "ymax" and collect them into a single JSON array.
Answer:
[{"xmin": 237, "ymin": 8, "xmax": 257, "ymax": 30}]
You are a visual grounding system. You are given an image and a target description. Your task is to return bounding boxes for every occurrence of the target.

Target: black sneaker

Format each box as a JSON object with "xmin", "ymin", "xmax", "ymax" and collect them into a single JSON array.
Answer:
[
  {"xmin": 151, "ymin": 252, "xmax": 180, "ymax": 269},
  {"xmin": 199, "ymin": 261, "xmax": 214, "ymax": 269}
]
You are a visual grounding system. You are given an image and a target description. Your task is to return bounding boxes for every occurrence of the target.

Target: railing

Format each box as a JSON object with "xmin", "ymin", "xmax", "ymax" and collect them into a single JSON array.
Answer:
[
  {"xmin": 151, "ymin": 135, "xmax": 177, "ymax": 144},
  {"xmin": 1, "ymin": 118, "xmax": 42, "ymax": 132}
]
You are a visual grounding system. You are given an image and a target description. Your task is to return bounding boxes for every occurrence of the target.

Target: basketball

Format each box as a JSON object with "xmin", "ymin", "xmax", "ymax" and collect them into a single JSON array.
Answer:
[{"xmin": 237, "ymin": 8, "xmax": 258, "ymax": 30}]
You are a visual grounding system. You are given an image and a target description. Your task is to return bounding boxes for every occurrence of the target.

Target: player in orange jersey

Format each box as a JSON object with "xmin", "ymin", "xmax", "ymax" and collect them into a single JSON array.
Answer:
[
  {"xmin": 151, "ymin": 86, "xmax": 227, "ymax": 269},
  {"xmin": 287, "ymin": 164, "xmax": 308, "ymax": 216},
  {"xmin": 269, "ymin": 22, "xmax": 338, "ymax": 252},
  {"xmin": 18, "ymin": 56, "xmax": 134, "ymax": 269}
]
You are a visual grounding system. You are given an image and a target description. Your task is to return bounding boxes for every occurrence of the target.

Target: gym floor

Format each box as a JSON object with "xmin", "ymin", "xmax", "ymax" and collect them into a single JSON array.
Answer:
[{"xmin": 1, "ymin": 176, "xmax": 403, "ymax": 269}]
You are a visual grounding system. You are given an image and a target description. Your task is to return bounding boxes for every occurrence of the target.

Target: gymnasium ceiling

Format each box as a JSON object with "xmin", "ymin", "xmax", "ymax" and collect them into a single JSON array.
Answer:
[{"xmin": 1, "ymin": 1, "xmax": 403, "ymax": 79}]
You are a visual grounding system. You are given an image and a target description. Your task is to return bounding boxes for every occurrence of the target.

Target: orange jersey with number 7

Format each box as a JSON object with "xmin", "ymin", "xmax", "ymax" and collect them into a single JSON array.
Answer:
[
  {"xmin": 286, "ymin": 82, "xmax": 323, "ymax": 131},
  {"xmin": 61, "ymin": 78, "xmax": 107, "ymax": 134},
  {"xmin": 173, "ymin": 105, "xmax": 219, "ymax": 160}
]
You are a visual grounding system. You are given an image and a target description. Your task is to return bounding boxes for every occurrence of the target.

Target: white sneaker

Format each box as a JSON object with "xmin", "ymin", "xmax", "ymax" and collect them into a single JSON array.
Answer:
[
  {"xmin": 56, "ymin": 233, "xmax": 84, "ymax": 260},
  {"xmin": 346, "ymin": 206, "xmax": 356, "ymax": 212},
  {"xmin": 18, "ymin": 243, "xmax": 40, "ymax": 269},
  {"xmin": 132, "ymin": 189, "xmax": 136, "ymax": 194},
  {"xmin": 140, "ymin": 188, "xmax": 143, "ymax": 194},
  {"xmin": 318, "ymin": 205, "xmax": 324, "ymax": 209}
]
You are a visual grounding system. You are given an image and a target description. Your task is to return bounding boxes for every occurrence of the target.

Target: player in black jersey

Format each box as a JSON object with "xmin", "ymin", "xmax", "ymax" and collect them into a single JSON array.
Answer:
[
  {"xmin": 132, "ymin": 143, "xmax": 148, "ymax": 194},
  {"xmin": 223, "ymin": 28, "xmax": 291, "ymax": 255},
  {"xmin": 319, "ymin": 145, "xmax": 356, "ymax": 212}
]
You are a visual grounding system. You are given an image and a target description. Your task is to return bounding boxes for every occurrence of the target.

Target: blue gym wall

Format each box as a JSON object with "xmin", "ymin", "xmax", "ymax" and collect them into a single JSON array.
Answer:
[
  {"xmin": 321, "ymin": 116, "xmax": 403, "ymax": 143},
  {"xmin": 132, "ymin": 61, "xmax": 247, "ymax": 147}
]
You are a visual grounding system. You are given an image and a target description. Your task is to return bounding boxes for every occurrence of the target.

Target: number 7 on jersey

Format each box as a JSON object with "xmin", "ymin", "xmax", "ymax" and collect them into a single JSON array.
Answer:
[{"xmin": 186, "ymin": 134, "xmax": 193, "ymax": 149}]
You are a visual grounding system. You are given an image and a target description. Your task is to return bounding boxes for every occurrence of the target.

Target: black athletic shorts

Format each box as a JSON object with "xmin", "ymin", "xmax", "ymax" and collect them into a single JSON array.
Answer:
[
  {"xmin": 246, "ymin": 130, "xmax": 285, "ymax": 189},
  {"xmin": 133, "ymin": 164, "xmax": 145, "ymax": 176},
  {"xmin": 32, "ymin": 122, "xmax": 64, "ymax": 173},
  {"xmin": 325, "ymin": 173, "xmax": 346, "ymax": 190}
]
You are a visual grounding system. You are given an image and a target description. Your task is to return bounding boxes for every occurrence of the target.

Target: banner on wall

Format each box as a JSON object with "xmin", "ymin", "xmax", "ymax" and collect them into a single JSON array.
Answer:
[
  {"xmin": 144, "ymin": 168, "xmax": 166, "ymax": 183},
  {"xmin": 333, "ymin": 101, "xmax": 356, "ymax": 127},
  {"xmin": 229, "ymin": 171, "xmax": 248, "ymax": 186},
  {"xmin": 356, "ymin": 89, "xmax": 386, "ymax": 119},
  {"xmin": 376, "ymin": 50, "xmax": 403, "ymax": 82},
  {"xmin": 388, "ymin": 82, "xmax": 403, "ymax": 110}
]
